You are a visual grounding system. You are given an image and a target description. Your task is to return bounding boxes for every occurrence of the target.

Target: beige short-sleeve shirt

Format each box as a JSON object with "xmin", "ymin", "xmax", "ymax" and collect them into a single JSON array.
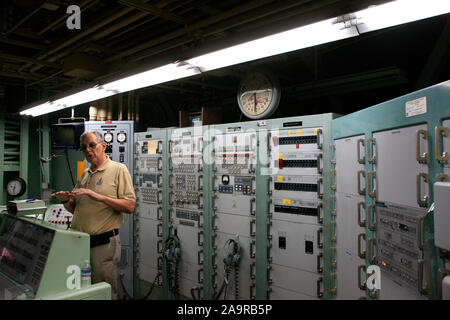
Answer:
[{"xmin": 71, "ymin": 156, "xmax": 135, "ymax": 235}]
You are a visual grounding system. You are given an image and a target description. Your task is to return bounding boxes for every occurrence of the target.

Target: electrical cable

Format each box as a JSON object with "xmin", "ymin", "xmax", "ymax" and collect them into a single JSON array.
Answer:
[
  {"xmin": 191, "ymin": 287, "xmax": 202, "ymax": 300},
  {"xmin": 119, "ymin": 271, "xmax": 161, "ymax": 300},
  {"xmin": 165, "ymin": 232, "xmax": 181, "ymax": 299},
  {"xmin": 214, "ymin": 238, "xmax": 241, "ymax": 300},
  {"xmin": 64, "ymin": 148, "xmax": 76, "ymax": 187}
]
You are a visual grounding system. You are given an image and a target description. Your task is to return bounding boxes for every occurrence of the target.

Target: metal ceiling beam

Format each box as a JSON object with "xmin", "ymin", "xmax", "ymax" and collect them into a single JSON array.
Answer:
[
  {"xmin": 104, "ymin": 0, "xmax": 278, "ymax": 63},
  {"xmin": 20, "ymin": 6, "xmax": 135, "ymax": 73},
  {"xmin": 190, "ymin": 2, "xmax": 220, "ymax": 16},
  {"xmin": 183, "ymin": 80, "xmax": 232, "ymax": 91},
  {"xmin": 27, "ymin": 0, "xmax": 181, "ymax": 73},
  {"xmin": 118, "ymin": 0, "xmax": 187, "ymax": 25},
  {"xmin": 286, "ymin": 67, "xmax": 408, "ymax": 99},
  {"xmin": 128, "ymin": 0, "xmax": 314, "ymax": 63},
  {"xmin": 5, "ymin": 1, "xmax": 45, "ymax": 35},
  {"xmin": 0, "ymin": 37, "xmax": 46, "ymax": 50},
  {"xmin": 152, "ymin": 84, "xmax": 203, "ymax": 95},
  {"xmin": 0, "ymin": 53, "xmax": 62, "ymax": 69},
  {"xmin": 105, "ymin": 0, "xmax": 196, "ymax": 47},
  {"xmin": 0, "ymin": 71, "xmax": 43, "ymax": 81}
]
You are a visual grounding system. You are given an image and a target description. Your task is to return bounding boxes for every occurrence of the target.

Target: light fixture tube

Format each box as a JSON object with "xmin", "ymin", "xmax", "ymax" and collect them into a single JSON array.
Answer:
[
  {"xmin": 186, "ymin": 17, "xmax": 359, "ymax": 72},
  {"xmin": 101, "ymin": 62, "xmax": 202, "ymax": 93},
  {"xmin": 355, "ymin": 0, "xmax": 450, "ymax": 33}
]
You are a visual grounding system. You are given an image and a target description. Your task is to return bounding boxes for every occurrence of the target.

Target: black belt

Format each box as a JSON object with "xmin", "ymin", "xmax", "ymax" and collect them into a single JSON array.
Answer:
[{"xmin": 90, "ymin": 229, "xmax": 119, "ymax": 248}]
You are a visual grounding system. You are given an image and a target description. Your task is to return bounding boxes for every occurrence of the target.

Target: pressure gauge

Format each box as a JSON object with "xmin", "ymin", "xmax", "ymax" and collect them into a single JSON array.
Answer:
[
  {"xmin": 104, "ymin": 132, "xmax": 113, "ymax": 143},
  {"xmin": 6, "ymin": 177, "xmax": 27, "ymax": 197},
  {"xmin": 237, "ymin": 71, "xmax": 281, "ymax": 120},
  {"xmin": 117, "ymin": 132, "xmax": 127, "ymax": 143},
  {"xmin": 222, "ymin": 175, "xmax": 230, "ymax": 185}
]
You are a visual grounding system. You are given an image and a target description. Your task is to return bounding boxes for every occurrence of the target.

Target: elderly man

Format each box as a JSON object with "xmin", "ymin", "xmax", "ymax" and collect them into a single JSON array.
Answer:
[{"xmin": 52, "ymin": 130, "xmax": 135, "ymax": 299}]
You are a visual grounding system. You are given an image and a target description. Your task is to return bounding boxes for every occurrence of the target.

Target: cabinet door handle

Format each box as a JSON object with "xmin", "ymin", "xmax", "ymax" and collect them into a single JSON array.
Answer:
[
  {"xmin": 250, "ymin": 197, "xmax": 256, "ymax": 216},
  {"xmin": 330, "ymin": 169, "xmax": 336, "ymax": 190},
  {"xmin": 358, "ymin": 233, "xmax": 366, "ymax": 259},
  {"xmin": 316, "ymin": 129, "xmax": 323, "ymax": 150},
  {"xmin": 317, "ymin": 253, "xmax": 323, "ymax": 273},
  {"xmin": 317, "ymin": 228, "xmax": 323, "ymax": 249},
  {"xmin": 435, "ymin": 126, "xmax": 448, "ymax": 163},
  {"xmin": 358, "ymin": 202, "xmax": 366, "ymax": 228},
  {"xmin": 330, "ymin": 221, "xmax": 337, "ymax": 242},
  {"xmin": 357, "ymin": 138, "xmax": 366, "ymax": 164},
  {"xmin": 317, "ymin": 277, "xmax": 323, "ymax": 298},
  {"xmin": 330, "ymin": 273, "xmax": 337, "ymax": 295},
  {"xmin": 357, "ymin": 170, "xmax": 366, "ymax": 196},
  {"xmin": 418, "ymin": 259, "xmax": 428, "ymax": 295},
  {"xmin": 250, "ymin": 219, "xmax": 256, "ymax": 238},
  {"xmin": 368, "ymin": 205, "xmax": 376, "ymax": 231},
  {"xmin": 416, "ymin": 129, "xmax": 428, "ymax": 164},
  {"xmin": 368, "ymin": 137, "xmax": 377, "ymax": 164},
  {"xmin": 358, "ymin": 265, "xmax": 367, "ymax": 290},
  {"xmin": 416, "ymin": 173, "xmax": 429, "ymax": 208},
  {"xmin": 330, "ymin": 247, "xmax": 337, "ymax": 268},
  {"xmin": 368, "ymin": 171, "xmax": 377, "ymax": 199}
]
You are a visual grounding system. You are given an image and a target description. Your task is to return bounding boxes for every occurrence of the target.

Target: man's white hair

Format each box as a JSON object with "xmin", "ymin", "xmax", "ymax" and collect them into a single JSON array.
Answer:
[{"xmin": 80, "ymin": 130, "xmax": 104, "ymax": 143}]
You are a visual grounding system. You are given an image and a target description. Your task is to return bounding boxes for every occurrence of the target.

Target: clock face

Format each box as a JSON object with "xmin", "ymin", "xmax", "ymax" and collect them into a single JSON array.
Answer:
[
  {"xmin": 237, "ymin": 71, "xmax": 280, "ymax": 119},
  {"xmin": 6, "ymin": 177, "xmax": 26, "ymax": 197},
  {"xmin": 104, "ymin": 132, "xmax": 113, "ymax": 143},
  {"xmin": 117, "ymin": 132, "xmax": 127, "ymax": 143}
]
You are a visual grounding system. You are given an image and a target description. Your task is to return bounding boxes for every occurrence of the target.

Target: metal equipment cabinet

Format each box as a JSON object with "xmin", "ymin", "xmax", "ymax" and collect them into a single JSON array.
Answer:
[{"xmin": 332, "ymin": 80, "xmax": 450, "ymax": 300}]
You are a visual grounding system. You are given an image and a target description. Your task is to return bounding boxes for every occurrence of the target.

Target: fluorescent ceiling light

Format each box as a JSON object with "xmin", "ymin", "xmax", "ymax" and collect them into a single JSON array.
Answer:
[
  {"xmin": 20, "ymin": 86, "xmax": 115, "ymax": 117},
  {"xmin": 19, "ymin": 0, "xmax": 450, "ymax": 117},
  {"xmin": 20, "ymin": 102, "xmax": 63, "ymax": 117},
  {"xmin": 186, "ymin": 17, "xmax": 358, "ymax": 72},
  {"xmin": 355, "ymin": 0, "xmax": 450, "ymax": 33},
  {"xmin": 101, "ymin": 62, "xmax": 202, "ymax": 93}
]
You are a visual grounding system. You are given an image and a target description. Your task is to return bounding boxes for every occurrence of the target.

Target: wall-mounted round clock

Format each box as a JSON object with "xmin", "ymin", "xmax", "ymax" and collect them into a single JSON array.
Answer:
[
  {"xmin": 237, "ymin": 71, "xmax": 281, "ymax": 120},
  {"xmin": 6, "ymin": 177, "xmax": 27, "ymax": 197}
]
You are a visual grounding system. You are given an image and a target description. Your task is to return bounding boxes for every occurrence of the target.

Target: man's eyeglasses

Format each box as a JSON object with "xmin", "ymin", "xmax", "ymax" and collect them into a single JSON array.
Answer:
[{"xmin": 81, "ymin": 142, "xmax": 101, "ymax": 151}]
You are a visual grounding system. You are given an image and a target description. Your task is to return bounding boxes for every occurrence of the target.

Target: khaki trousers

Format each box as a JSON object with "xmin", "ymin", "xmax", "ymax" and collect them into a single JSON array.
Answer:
[{"xmin": 90, "ymin": 234, "xmax": 121, "ymax": 299}]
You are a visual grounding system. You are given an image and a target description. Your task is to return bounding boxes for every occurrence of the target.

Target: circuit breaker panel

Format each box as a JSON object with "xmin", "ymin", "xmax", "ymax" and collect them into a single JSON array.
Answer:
[
  {"xmin": 84, "ymin": 120, "xmax": 134, "ymax": 298},
  {"xmin": 134, "ymin": 131, "xmax": 165, "ymax": 291},
  {"xmin": 168, "ymin": 128, "xmax": 205, "ymax": 299},
  {"xmin": 268, "ymin": 126, "xmax": 325, "ymax": 299},
  {"xmin": 211, "ymin": 126, "xmax": 257, "ymax": 300}
]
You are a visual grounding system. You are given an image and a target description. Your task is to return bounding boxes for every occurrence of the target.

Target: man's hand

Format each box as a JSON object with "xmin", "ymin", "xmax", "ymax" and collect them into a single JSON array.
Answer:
[
  {"xmin": 70, "ymin": 188, "xmax": 104, "ymax": 201},
  {"xmin": 72, "ymin": 188, "xmax": 134, "ymax": 213},
  {"xmin": 50, "ymin": 191, "xmax": 72, "ymax": 202},
  {"xmin": 50, "ymin": 190, "xmax": 76, "ymax": 213}
]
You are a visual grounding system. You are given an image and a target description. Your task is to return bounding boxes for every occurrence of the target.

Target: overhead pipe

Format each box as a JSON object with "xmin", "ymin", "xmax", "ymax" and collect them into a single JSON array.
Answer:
[
  {"xmin": 104, "ymin": 0, "xmax": 278, "ymax": 63},
  {"xmin": 22, "ymin": 6, "xmax": 135, "ymax": 73},
  {"xmin": 135, "ymin": 93, "xmax": 140, "ymax": 122},
  {"xmin": 6, "ymin": 4, "xmax": 44, "ymax": 35},
  {"xmin": 27, "ymin": 0, "xmax": 177, "ymax": 73},
  {"xmin": 118, "ymin": 93, "xmax": 123, "ymax": 121}
]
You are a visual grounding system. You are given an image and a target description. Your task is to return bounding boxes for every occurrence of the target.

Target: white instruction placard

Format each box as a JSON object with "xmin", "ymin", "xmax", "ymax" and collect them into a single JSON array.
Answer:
[{"xmin": 405, "ymin": 96, "xmax": 427, "ymax": 117}]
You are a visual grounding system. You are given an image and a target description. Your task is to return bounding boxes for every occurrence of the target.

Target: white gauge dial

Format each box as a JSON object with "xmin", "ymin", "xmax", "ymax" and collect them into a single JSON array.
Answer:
[
  {"xmin": 6, "ymin": 177, "xmax": 27, "ymax": 197},
  {"xmin": 117, "ymin": 132, "xmax": 127, "ymax": 143},
  {"xmin": 237, "ymin": 71, "xmax": 281, "ymax": 119},
  {"xmin": 104, "ymin": 132, "xmax": 113, "ymax": 143}
]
